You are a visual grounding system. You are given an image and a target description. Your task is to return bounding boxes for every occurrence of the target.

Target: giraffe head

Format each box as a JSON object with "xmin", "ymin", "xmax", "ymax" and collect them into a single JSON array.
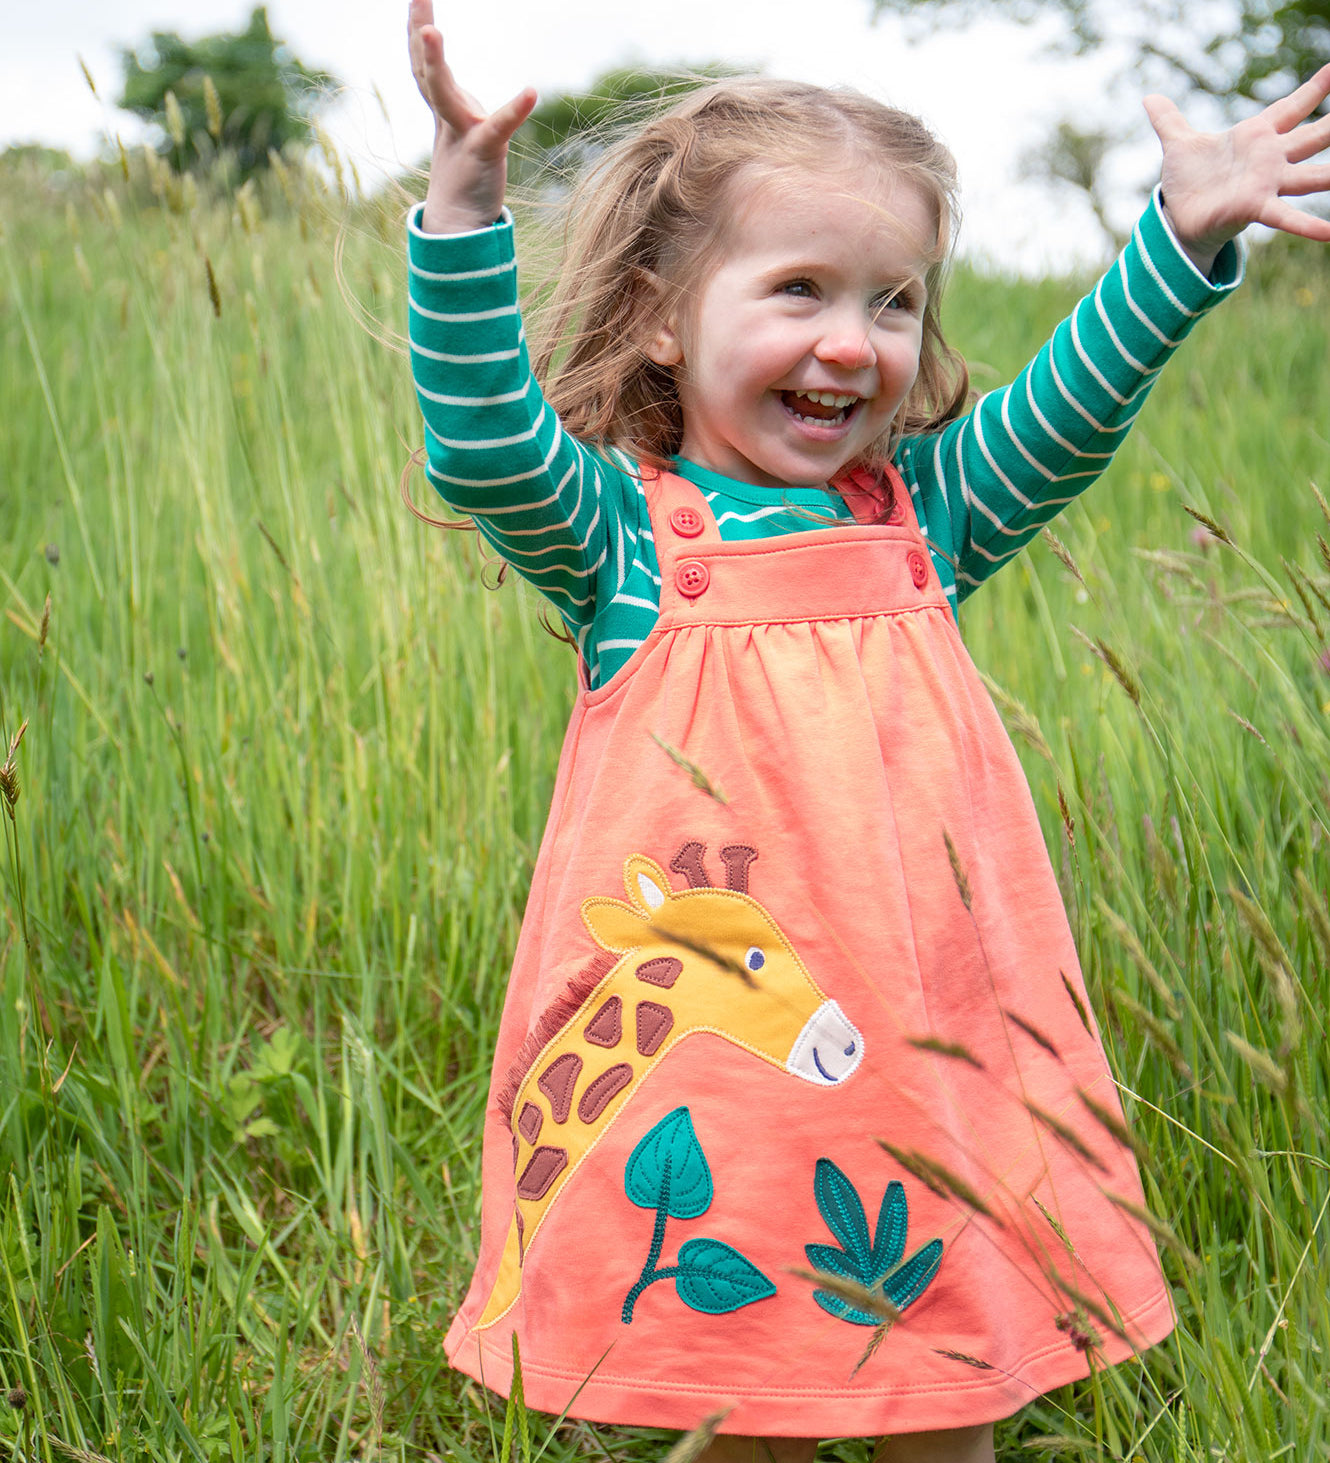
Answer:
[{"xmin": 581, "ymin": 853, "xmax": 862, "ymax": 1085}]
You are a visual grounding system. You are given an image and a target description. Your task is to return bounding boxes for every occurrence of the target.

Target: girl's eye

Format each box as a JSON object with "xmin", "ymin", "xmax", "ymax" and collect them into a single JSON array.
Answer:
[
  {"xmin": 874, "ymin": 286, "xmax": 921, "ymax": 315},
  {"xmin": 780, "ymin": 280, "xmax": 816, "ymax": 299},
  {"xmin": 745, "ymin": 946, "xmax": 766, "ymax": 972}
]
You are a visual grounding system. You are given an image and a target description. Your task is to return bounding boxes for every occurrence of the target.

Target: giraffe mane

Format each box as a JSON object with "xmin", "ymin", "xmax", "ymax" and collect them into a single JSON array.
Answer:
[{"xmin": 495, "ymin": 950, "xmax": 618, "ymax": 1123}]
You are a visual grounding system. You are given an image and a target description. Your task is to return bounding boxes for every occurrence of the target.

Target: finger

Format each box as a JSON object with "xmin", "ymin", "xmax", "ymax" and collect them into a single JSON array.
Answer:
[
  {"xmin": 416, "ymin": 26, "xmax": 481, "ymax": 132},
  {"xmin": 478, "ymin": 86, "xmax": 539, "ymax": 150},
  {"xmin": 1264, "ymin": 60, "xmax": 1330, "ymax": 133},
  {"xmin": 1286, "ymin": 108, "xmax": 1330, "ymax": 164},
  {"xmin": 1278, "ymin": 160, "xmax": 1330, "ymax": 197},
  {"xmin": 1258, "ymin": 197, "xmax": 1330, "ymax": 242},
  {"xmin": 407, "ymin": 0, "xmax": 436, "ymax": 72},
  {"xmin": 1142, "ymin": 93, "xmax": 1190, "ymax": 147}
]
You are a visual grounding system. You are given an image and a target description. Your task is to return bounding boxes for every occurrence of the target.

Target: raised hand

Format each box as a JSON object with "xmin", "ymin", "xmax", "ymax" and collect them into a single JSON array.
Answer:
[
  {"xmin": 1143, "ymin": 63, "xmax": 1330, "ymax": 275},
  {"xmin": 408, "ymin": 0, "xmax": 537, "ymax": 234}
]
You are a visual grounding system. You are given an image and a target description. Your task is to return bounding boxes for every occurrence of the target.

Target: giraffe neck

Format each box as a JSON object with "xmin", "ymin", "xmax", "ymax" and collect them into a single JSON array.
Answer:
[{"xmin": 510, "ymin": 951, "xmax": 683, "ymax": 1221}]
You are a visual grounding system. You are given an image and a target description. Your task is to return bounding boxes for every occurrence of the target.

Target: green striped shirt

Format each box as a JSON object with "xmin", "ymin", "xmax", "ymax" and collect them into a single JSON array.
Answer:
[{"xmin": 408, "ymin": 194, "xmax": 1241, "ymax": 688}]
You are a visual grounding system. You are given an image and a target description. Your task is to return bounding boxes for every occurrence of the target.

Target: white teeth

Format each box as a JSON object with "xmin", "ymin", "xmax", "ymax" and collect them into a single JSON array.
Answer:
[{"xmin": 796, "ymin": 391, "xmax": 859, "ymax": 408}]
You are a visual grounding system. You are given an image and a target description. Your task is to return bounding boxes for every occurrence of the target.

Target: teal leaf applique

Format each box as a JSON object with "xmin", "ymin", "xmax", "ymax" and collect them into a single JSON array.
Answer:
[
  {"xmin": 807, "ymin": 1158, "xmax": 943, "ymax": 1328},
  {"xmin": 676, "ymin": 1238, "xmax": 779, "ymax": 1314},
  {"xmin": 621, "ymin": 1108, "xmax": 774, "ymax": 1322},
  {"xmin": 624, "ymin": 1106, "xmax": 713, "ymax": 1218}
]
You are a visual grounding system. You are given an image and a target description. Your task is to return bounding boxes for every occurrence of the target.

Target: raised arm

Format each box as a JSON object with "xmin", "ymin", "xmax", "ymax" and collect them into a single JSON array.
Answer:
[
  {"xmin": 900, "ymin": 67, "xmax": 1330, "ymax": 607},
  {"xmin": 406, "ymin": 1, "xmax": 648, "ymax": 659}
]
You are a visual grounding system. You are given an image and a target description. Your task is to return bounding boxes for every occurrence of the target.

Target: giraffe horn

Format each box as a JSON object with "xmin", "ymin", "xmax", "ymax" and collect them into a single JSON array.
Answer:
[
  {"xmin": 720, "ymin": 844, "xmax": 758, "ymax": 893},
  {"xmin": 669, "ymin": 841, "xmax": 712, "ymax": 889}
]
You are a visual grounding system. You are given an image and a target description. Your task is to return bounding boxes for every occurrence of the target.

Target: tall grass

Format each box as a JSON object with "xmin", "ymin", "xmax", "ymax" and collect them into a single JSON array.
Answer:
[{"xmin": 0, "ymin": 143, "xmax": 1326, "ymax": 1462}]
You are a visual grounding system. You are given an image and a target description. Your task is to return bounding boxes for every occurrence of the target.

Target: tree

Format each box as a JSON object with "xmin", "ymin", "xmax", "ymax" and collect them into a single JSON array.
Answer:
[
  {"xmin": 868, "ymin": 0, "xmax": 1328, "ymax": 111},
  {"xmin": 870, "ymin": 0, "xmax": 1327, "ymax": 247},
  {"xmin": 509, "ymin": 64, "xmax": 741, "ymax": 183},
  {"xmin": 117, "ymin": 6, "xmax": 340, "ymax": 179}
]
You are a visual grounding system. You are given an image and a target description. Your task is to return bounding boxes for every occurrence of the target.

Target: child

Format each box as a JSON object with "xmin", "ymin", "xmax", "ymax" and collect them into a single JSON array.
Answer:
[{"xmin": 405, "ymin": 4, "xmax": 1330, "ymax": 1457}]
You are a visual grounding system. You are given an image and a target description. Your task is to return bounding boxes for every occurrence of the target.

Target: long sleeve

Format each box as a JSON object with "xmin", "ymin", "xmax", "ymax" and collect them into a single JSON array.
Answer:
[
  {"xmin": 407, "ymin": 205, "xmax": 646, "ymax": 650},
  {"xmin": 897, "ymin": 190, "xmax": 1244, "ymax": 610}
]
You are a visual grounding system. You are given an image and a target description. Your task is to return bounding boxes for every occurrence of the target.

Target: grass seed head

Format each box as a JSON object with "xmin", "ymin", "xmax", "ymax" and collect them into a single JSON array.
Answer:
[
  {"xmin": 979, "ymin": 672, "xmax": 1054, "ymax": 763},
  {"xmin": 1070, "ymin": 627, "xmax": 1141, "ymax": 705},
  {"xmin": 942, "ymin": 827, "xmax": 972, "ymax": 910},
  {"xmin": 1057, "ymin": 783, "xmax": 1075, "ymax": 847},
  {"xmin": 164, "ymin": 90, "xmax": 186, "ymax": 149},
  {"xmin": 787, "ymin": 1265, "xmax": 902, "ymax": 1323},
  {"xmin": 1109, "ymin": 986, "xmax": 1193, "ymax": 1078},
  {"xmin": 1182, "ymin": 504, "xmax": 1233, "ymax": 546},
  {"xmin": 877, "ymin": 1140, "xmax": 1002, "ymax": 1221},
  {"xmin": 0, "ymin": 720, "xmax": 27, "ymax": 819},
  {"xmin": 1076, "ymin": 1088, "xmax": 1147, "ymax": 1162},
  {"xmin": 1224, "ymin": 1031, "xmax": 1288, "ymax": 1095},
  {"xmin": 649, "ymin": 733, "xmax": 728, "ymax": 804},
  {"xmin": 203, "ymin": 255, "xmax": 222, "ymax": 318},
  {"xmin": 38, "ymin": 594, "xmax": 50, "ymax": 658},
  {"xmin": 1023, "ymin": 1100, "xmax": 1109, "ymax": 1173},
  {"xmin": 1104, "ymin": 1190, "xmax": 1201, "ymax": 1271},
  {"xmin": 905, "ymin": 1034, "xmax": 985, "ymax": 1069},
  {"xmin": 850, "ymin": 1321, "xmax": 892, "ymax": 1378},
  {"xmin": 1228, "ymin": 887, "xmax": 1300, "ymax": 1050},
  {"xmin": 203, "ymin": 74, "xmax": 223, "ymax": 141},
  {"xmin": 1041, "ymin": 526, "xmax": 1087, "ymax": 587},
  {"xmin": 933, "ymin": 1348, "xmax": 995, "ymax": 1370},
  {"xmin": 1060, "ymin": 971, "xmax": 1093, "ymax": 1036},
  {"xmin": 1004, "ymin": 1008, "xmax": 1062, "ymax": 1061},
  {"xmin": 663, "ymin": 1410, "xmax": 732, "ymax": 1463},
  {"xmin": 1294, "ymin": 868, "xmax": 1330, "ymax": 973}
]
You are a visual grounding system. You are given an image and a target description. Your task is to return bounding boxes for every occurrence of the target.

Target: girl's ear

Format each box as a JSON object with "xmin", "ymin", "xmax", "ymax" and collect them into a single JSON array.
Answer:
[
  {"xmin": 636, "ymin": 268, "xmax": 684, "ymax": 367},
  {"xmin": 643, "ymin": 323, "xmax": 683, "ymax": 367}
]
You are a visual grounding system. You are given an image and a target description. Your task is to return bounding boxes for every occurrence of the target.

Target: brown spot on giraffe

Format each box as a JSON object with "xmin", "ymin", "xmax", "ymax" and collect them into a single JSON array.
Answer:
[
  {"xmin": 577, "ymin": 1064, "xmax": 634, "ymax": 1123},
  {"xmin": 636, "ymin": 956, "xmax": 682, "ymax": 988},
  {"xmin": 636, "ymin": 1001, "xmax": 674, "ymax": 1057},
  {"xmin": 517, "ymin": 1102, "xmax": 543, "ymax": 1144},
  {"xmin": 584, "ymin": 996, "xmax": 623, "ymax": 1047},
  {"xmin": 516, "ymin": 1146, "xmax": 568, "ymax": 1201},
  {"xmin": 537, "ymin": 1052, "xmax": 582, "ymax": 1123}
]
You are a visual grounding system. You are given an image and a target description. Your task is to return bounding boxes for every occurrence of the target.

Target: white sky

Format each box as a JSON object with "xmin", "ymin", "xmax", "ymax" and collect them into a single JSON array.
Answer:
[{"xmin": 1, "ymin": 0, "xmax": 1170, "ymax": 273}]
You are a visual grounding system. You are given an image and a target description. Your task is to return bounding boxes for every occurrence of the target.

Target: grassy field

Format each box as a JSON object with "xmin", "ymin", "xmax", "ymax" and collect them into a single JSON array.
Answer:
[{"xmin": 0, "ymin": 144, "xmax": 1327, "ymax": 1463}]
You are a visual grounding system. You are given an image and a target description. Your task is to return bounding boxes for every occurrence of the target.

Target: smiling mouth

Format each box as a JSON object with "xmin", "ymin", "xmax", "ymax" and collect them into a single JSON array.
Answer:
[{"xmin": 781, "ymin": 390, "xmax": 862, "ymax": 427}]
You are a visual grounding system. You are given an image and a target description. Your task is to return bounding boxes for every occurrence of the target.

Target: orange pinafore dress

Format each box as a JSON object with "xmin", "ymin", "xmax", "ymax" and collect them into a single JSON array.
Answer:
[{"xmin": 444, "ymin": 466, "xmax": 1174, "ymax": 1437}]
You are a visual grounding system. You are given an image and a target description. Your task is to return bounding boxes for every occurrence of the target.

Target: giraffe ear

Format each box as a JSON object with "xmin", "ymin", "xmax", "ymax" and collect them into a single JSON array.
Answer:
[
  {"xmin": 579, "ymin": 854, "xmax": 673, "ymax": 951},
  {"xmin": 623, "ymin": 855, "xmax": 672, "ymax": 913}
]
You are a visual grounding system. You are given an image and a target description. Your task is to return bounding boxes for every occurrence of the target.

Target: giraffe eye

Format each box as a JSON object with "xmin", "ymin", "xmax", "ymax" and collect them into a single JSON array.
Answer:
[{"xmin": 745, "ymin": 947, "xmax": 766, "ymax": 972}]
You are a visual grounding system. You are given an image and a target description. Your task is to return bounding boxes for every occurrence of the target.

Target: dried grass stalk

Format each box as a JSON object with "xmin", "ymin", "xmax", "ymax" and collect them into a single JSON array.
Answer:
[{"xmin": 877, "ymin": 1141, "xmax": 1002, "ymax": 1221}]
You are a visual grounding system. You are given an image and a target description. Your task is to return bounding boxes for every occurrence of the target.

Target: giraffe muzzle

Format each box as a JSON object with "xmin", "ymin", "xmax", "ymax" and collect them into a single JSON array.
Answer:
[{"xmin": 786, "ymin": 1000, "xmax": 864, "ymax": 1085}]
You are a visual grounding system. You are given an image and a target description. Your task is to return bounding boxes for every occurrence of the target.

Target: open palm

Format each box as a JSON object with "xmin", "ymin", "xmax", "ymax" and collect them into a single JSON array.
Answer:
[
  {"xmin": 1145, "ymin": 63, "xmax": 1330, "ymax": 269},
  {"xmin": 408, "ymin": 0, "xmax": 536, "ymax": 233}
]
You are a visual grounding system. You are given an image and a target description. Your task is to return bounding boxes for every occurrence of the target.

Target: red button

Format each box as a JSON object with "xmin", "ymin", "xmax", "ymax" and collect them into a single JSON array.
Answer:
[
  {"xmin": 669, "ymin": 506, "xmax": 704, "ymax": 538},
  {"xmin": 675, "ymin": 559, "xmax": 710, "ymax": 598},
  {"xmin": 908, "ymin": 550, "xmax": 928, "ymax": 588}
]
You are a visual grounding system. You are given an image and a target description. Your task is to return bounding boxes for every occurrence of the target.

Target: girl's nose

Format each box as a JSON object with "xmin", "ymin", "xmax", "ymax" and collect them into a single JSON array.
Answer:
[{"xmin": 814, "ymin": 317, "xmax": 877, "ymax": 370}]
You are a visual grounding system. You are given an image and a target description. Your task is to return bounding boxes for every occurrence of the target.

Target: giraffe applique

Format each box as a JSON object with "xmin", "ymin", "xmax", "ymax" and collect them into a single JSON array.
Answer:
[{"xmin": 476, "ymin": 840, "xmax": 863, "ymax": 1328}]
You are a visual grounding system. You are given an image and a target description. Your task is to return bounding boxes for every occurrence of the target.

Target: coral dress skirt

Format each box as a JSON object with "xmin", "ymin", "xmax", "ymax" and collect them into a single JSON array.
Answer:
[{"xmin": 443, "ymin": 466, "xmax": 1174, "ymax": 1436}]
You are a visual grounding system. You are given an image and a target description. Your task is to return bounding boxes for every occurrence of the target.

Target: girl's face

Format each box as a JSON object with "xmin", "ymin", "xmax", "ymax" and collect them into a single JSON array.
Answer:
[{"xmin": 647, "ymin": 166, "xmax": 935, "ymax": 490}]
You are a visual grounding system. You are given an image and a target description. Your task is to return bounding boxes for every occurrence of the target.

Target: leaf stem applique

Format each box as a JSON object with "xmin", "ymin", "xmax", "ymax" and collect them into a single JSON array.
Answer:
[
  {"xmin": 621, "ymin": 1107, "xmax": 775, "ymax": 1322},
  {"xmin": 805, "ymin": 1158, "xmax": 943, "ymax": 1328}
]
